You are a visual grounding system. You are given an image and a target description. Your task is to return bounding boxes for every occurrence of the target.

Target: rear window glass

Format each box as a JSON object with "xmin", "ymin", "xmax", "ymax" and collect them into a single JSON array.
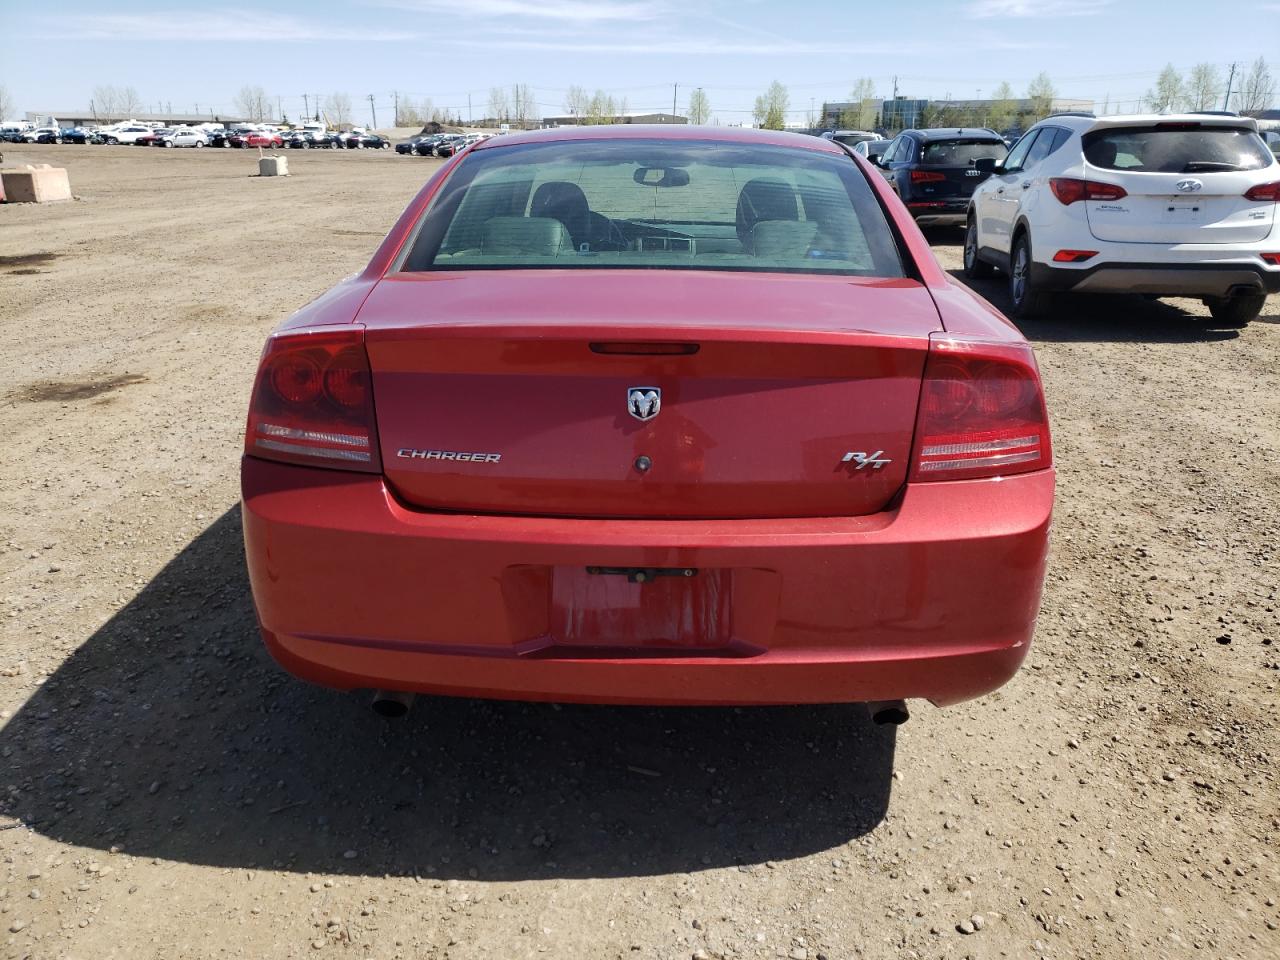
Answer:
[
  {"xmin": 831, "ymin": 133, "xmax": 875, "ymax": 146},
  {"xmin": 1083, "ymin": 126, "xmax": 1274, "ymax": 172},
  {"xmin": 921, "ymin": 139, "xmax": 1006, "ymax": 165},
  {"xmin": 398, "ymin": 139, "xmax": 904, "ymax": 278}
]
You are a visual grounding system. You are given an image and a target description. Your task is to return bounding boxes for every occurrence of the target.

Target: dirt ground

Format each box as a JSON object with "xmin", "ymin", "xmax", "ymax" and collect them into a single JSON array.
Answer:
[{"xmin": 0, "ymin": 143, "xmax": 1276, "ymax": 960}]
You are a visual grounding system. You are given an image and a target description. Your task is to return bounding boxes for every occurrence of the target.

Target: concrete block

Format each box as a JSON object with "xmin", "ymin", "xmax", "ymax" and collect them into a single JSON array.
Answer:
[
  {"xmin": 258, "ymin": 156, "xmax": 289, "ymax": 177},
  {"xmin": 0, "ymin": 164, "xmax": 72, "ymax": 203}
]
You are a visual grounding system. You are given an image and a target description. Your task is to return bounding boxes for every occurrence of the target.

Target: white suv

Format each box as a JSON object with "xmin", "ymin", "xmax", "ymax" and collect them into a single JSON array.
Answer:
[{"xmin": 964, "ymin": 114, "xmax": 1280, "ymax": 326}]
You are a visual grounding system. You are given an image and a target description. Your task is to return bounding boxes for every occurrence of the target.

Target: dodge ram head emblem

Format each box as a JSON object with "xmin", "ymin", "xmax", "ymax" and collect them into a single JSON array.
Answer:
[
  {"xmin": 1175, "ymin": 178, "xmax": 1203, "ymax": 193},
  {"xmin": 627, "ymin": 387, "xmax": 661, "ymax": 422}
]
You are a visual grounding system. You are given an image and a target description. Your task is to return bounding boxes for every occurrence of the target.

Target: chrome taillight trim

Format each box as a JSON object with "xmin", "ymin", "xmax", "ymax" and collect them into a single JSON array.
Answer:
[
  {"xmin": 917, "ymin": 449, "xmax": 1041, "ymax": 472},
  {"xmin": 255, "ymin": 439, "xmax": 372, "ymax": 462},
  {"xmin": 258, "ymin": 423, "xmax": 369, "ymax": 448},
  {"xmin": 921, "ymin": 434, "xmax": 1040, "ymax": 457}
]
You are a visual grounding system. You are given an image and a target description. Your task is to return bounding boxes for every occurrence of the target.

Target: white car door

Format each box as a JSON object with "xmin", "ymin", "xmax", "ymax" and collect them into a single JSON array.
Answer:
[{"xmin": 985, "ymin": 130, "xmax": 1043, "ymax": 255}]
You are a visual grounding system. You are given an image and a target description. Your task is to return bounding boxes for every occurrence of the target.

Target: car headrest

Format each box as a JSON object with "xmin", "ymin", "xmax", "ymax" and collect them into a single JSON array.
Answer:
[
  {"xmin": 480, "ymin": 216, "xmax": 570, "ymax": 256},
  {"xmin": 530, "ymin": 181, "xmax": 591, "ymax": 241},
  {"xmin": 1086, "ymin": 139, "xmax": 1118, "ymax": 167},
  {"xmin": 737, "ymin": 178, "xmax": 800, "ymax": 250}
]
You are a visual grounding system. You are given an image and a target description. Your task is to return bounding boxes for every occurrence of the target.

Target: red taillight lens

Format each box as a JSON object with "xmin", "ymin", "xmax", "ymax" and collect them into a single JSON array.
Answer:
[
  {"xmin": 245, "ymin": 327, "xmax": 381, "ymax": 473},
  {"xmin": 1050, "ymin": 177, "xmax": 1127, "ymax": 205},
  {"xmin": 1244, "ymin": 181, "xmax": 1280, "ymax": 201},
  {"xmin": 1262, "ymin": 253, "xmax": 1280, "ymax": 265},
  {"xmin": 910, "ymin": 170, "xmax": 947, "ymax": 183},
  {"xmin": 911, "ymin": 337, "xmax": 1051, "ymax": 483}
]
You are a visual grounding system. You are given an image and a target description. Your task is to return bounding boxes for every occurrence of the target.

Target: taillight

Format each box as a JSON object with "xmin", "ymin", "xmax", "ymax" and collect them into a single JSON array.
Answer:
[
  {"xmin": 1049, "ymin": 177, "xmax": 1127, "ymax": 205},
  {"xmin": 910, "ymin": 337, "xmax": 1051, "ymax": 483},
  {"xmin": 910, "ymin": 170, "xmax": 947, "ymax": 183},
  {"xmin": 1262, "ymin": 253, "xmax": 1280, "ymax": 265},
  {"xmin": 245, "ymin": 326, "xmax": 381, "ymax": 473},
  {"xmin": 1244, "ymin": 181, "xmax": 1280, "ymax": 201}
]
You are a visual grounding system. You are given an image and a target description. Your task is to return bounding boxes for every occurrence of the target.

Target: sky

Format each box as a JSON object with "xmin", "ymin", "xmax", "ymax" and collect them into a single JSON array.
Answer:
[{"xmin": 3, "ymin": 0, "xmax": 1278, "ymax": 126}]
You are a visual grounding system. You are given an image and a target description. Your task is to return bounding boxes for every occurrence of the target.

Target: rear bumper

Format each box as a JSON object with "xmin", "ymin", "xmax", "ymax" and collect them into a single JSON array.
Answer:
[
  {"xmin": 1030, "ymin": 259, "xmax": 1280, "ymax": 297},
  {"xmin": 907, "ymin": 198, "xmax": 970, "ymax": 226},
  {"xmin": 241, "ymin": 458, "xmax": 1054, "ymax": 707}
]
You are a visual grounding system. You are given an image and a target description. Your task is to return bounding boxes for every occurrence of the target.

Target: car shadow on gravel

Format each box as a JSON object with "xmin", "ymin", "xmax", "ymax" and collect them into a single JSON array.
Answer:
[
  {"xmin": 947, "ymin": 269, "xmax": 1250, "ymax": 343},
  {"xmin": 0, "ymin": 507, "xmax": 895, "ymax": 881}
]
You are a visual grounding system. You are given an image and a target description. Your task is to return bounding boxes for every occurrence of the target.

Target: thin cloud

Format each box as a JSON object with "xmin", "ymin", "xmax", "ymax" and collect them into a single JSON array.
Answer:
[
  {"xmin": 457, "ymin": 37, "xmax": 906, "ymax": 55},
  {"xmin": 42, "ymin": 9, "xmax": 416, "ymax": 42},
  {"xmin": 373, "ymin": 0, "xmax": 664, "ymax": 23},
  {"xmin": 966, "ymin": 0, "xmax": 1111, "ymax": 16}
]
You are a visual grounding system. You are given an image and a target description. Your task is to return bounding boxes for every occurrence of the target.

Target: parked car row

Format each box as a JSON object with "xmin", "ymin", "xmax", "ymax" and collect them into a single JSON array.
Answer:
[
  {"xmin": 3, "ymin": 121, "xmax": 400, "ymax": 150},
  {"xmin": 396, "ymin": 132, "xmax": 486, "ymax": 157}
]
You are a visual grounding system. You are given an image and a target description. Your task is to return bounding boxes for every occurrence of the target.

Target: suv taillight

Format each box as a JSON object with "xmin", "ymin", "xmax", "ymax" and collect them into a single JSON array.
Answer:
[
  {"xmin": 910, "ymin": 337, "xmax": 1052, "ymax": 483},
  {"xmin": 1049, "ymin": 177, "xmax": 1127, "ymax": 204},
  {"xmin": 244, "ymin": 327, "xmax": 381, "ymax": 473},
  {"xmin": 1244, "ymin": 181, "xmax": 1280, "ymax": 201}
]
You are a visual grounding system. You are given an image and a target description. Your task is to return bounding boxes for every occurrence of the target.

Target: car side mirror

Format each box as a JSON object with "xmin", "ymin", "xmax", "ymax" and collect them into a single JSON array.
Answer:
[
  {"xmin": 868, "ymin": 154, "xmax": 884, "ymax": 167},
  {"xmin": 974, "ymin": 157, "xmax": 999, "ymax": 175}
]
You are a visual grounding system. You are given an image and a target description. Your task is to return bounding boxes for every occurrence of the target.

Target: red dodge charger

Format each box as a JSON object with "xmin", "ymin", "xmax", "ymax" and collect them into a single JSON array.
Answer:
[{"xmin": 241, "ymin": 126, "xmax": 1054, "ymax": 716}]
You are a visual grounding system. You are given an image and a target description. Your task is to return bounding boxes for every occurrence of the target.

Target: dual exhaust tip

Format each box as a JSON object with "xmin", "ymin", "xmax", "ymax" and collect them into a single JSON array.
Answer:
[{"xmin": 370, "ymin": 691, "xmax": 909, "ymax": 725}]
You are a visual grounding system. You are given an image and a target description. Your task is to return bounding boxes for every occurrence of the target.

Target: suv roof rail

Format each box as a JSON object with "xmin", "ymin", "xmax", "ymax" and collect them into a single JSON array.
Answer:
[
  {"xmin": 1046, "ymin": 111, "xmax": 1095, "ymax": 119},
  {"xmin": 1190, "ymin": 110, "xmax": 1239, "ymax": 116}
]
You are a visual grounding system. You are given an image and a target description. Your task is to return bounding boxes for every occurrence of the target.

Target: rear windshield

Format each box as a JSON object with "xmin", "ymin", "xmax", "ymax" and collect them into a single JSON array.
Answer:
[
  {"xmin": 398, "ymin": 138, "xmax": 904, "ymax": 277},
  {"xmin": 1082, "ymin": 125, "xmax": 1274, "ymax": 173},
  {"xmin": 831, "ymin": 133, "xmax": 875, "ymax": 146},
  {"xmin": 921, "ymin": 139, "xmax": 1007, "ymax": 165}
]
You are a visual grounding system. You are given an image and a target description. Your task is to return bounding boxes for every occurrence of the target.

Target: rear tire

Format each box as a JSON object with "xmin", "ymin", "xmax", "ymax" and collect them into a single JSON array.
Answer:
[
  {"xmin": 1008, "ymin": 233, "xmax": 1052, "ymax": 319},
  {"xmin": 195, "ymin": 141, "xmax": 204, "ymax": 148},
  {"xmin": 1203, "ymin": 293, "xmax": 1265, "ymax": 327},
  {"xmin": 963, "ymin": 218, "xmax": 995, "ymax": 279}
]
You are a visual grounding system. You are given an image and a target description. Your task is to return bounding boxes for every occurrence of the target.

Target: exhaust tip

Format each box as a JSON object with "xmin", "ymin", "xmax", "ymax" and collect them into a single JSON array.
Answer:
[
  {"xmin": 371, "ymin": 690, "xmax": 415, "ymax": 719},
  {"xmin": 868, "ymin": 699, "xmax": 910, "ymax": 726}
]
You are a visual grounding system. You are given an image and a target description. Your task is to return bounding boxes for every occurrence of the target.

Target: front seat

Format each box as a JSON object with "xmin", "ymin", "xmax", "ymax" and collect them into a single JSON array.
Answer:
[
  {"xmin": 736, "ymin": 178, "xmax": 801, "ymax": 254},
  {"xmin": 530, "ymin": 181, "xmax": 616, "ymax": 251}
]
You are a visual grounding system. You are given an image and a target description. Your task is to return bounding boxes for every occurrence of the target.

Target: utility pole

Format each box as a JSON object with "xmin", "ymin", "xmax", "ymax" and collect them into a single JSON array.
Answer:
[
  {"xmin": 368, "ymin": 94, "xmax": 377, "ymax": 129},
  {"xmin": 468, "ymin": 93, "xmax": 472, "ymax": 125},
  {"xmin": 314, "ymin": 94, "xmax": 321, "ymax": 123},
  {"xmin": 277, "ymin": 96, "xmax": 282, "ymax": 121},
  {"xmin": 892, "ymin": 75, "xmax": 899, "ymax": 100},
  {"xmin": 672, "ymin": 82, "xmax": 678, "ymax": 122},
  {"xmin": 1222, "ymin": 62, "xmax": 1237, "ymax": 111},
  {"xmin": 393, "ymin": 91, "xmax": 399, "ymax": 126},
  {"xmin": 303, "ymin": 93, "xmax": 309, "ymax": 120}
]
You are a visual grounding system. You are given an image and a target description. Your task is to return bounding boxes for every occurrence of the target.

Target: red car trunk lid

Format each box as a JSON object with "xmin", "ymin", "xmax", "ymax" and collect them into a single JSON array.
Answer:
[{"xmin": 360, "ymin": 271, "xmax": 940, "ymax": 519}]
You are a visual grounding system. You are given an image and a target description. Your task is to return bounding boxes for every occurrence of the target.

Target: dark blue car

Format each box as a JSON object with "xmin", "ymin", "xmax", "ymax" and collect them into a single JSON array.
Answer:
[{"xmin": 870, "ymin": 127, "xmax": 1006, "ymax": 226}]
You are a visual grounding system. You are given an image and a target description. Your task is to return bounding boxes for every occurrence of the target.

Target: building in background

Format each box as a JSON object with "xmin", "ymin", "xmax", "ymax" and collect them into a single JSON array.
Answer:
[{"xmin": 822, "ymin": 97, "xmax": 1095, "ymax": 133}]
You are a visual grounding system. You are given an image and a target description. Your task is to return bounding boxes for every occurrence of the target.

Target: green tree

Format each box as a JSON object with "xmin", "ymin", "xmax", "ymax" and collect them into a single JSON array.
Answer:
[
  {"xmin": 753, "ymin": 80, "xmax": 789, "ymax": 130},
  {"xmin": 988, "ymin": 81, "xmax": 1017, "ymax": 132},
  {"xmin": 850, "ymin": 77, "xmax": 876, "ymax": 129},
  {"xmin": 1026, "ymin": 72, "xmax": 1056, "ymax": 122},
  {"xmin": 1185, "ymin": 63, "xmax": 1221, "ymax": 111},
  {"xmin": 687, "ymin": 87, "xmax": 710, "ymax": 124},
  {"xmin": 1147, "ymin": 64, "xmax": 1184, "ymax": 112}
]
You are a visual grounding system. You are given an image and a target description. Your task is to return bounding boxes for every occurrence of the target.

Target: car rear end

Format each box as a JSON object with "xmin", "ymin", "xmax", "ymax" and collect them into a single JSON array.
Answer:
[
  {"xmin": 1027, "ymin": 116, "xmax": 1280, "ymax": 303},
  {"xmin": 903, "ymin": 132, "xmax": 1006, "ymax": 225},
  {"xmin": 241, "ymin": 129, "xmax": 1054, "ymax": 707}
]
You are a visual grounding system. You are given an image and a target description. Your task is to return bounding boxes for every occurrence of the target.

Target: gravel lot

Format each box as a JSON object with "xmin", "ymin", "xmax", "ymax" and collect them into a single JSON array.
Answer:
[{"xmin": 1, "ymin": 143, "xmax": 1277, "ymax": 959}]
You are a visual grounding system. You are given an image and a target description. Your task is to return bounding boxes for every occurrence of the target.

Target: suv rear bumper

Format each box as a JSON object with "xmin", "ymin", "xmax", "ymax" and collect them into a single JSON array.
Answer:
[
  {"xmin": 1030, "ymin": 260, "xmax": 1280, "ymax": 297},
  {"xmin": 242, "ymin": 458, "xmax": 1054, "ymax": 707},
  {"xmin": 907, "ymin": 198, "xmax": 970, "ymax": 226}
]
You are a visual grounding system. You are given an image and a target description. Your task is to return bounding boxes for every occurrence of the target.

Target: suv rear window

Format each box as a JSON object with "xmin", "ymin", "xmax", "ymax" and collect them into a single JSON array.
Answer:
[
  {"xmin": 921, "ymin": 139, "xmax": 1006, "ymax": 165},
  {"xmin": 399, "ymin": 139, "xmax": 904, "ymax": 278},
  {"xmin": 1082, "ymin": 125, "xmax": 1274, "ymax": 173}
]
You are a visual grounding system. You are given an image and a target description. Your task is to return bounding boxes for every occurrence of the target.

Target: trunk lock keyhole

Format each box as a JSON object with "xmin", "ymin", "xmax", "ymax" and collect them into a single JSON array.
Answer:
[{"xmin": 634, "ymin": 455, "xmax": 652, "ymax": 473}]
